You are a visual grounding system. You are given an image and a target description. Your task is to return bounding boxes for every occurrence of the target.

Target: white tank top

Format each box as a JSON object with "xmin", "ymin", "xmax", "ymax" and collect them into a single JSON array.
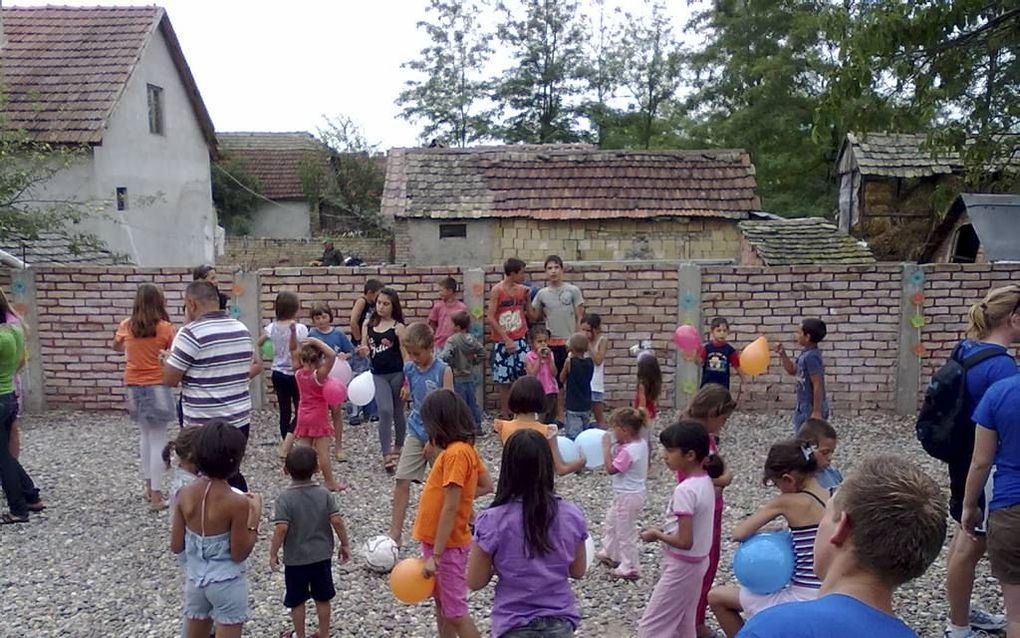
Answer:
[{"xmin": 590, "ymin": 335, "xmax": 605, "ymax": 392}]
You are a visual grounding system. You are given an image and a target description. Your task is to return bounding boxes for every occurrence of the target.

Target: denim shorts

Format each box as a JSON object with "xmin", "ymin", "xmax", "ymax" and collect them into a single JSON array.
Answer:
[
  {"xmin": 184, "ymin": 576, "xmax": 249, "ymax": 625},
  {"xmin": 126, "ymin": 384, "xmax": 175, "ymax": 427},
  {"xmin": 591, "ymin": 391, "xmax": 604, "ymax": 403},
  {"xmin": 563, "ymin": 411, "xmax": 590, "ymax": 440}
]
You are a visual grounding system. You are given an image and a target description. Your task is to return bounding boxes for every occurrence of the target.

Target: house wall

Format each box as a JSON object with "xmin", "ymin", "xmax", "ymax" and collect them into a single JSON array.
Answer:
[
  {"xmin": 738, "ymin": 237, "xmax": 765, "ymax": 266},
  {"xmin": 221, "ymin": 236, "xmax": 393, "ymax": 270},
  {"xmin": 248, "ymin": 200, "xmax": 311, "ymax": 239},
  {"xmin": 930, "ymin": 212, "xmax": 989, "ymax": 264},
  {"xmin": 395, "ymin": 219, "xmax": 497, "ymax": 266}
]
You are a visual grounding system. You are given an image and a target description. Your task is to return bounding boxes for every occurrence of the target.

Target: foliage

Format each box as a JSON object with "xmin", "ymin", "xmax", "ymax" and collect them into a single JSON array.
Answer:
[
  {"xmin": 578, "ymin": 0, "xmax": 623, "ymax": 146},
  {"xmin": 396, "ymin": 0, "xmax": 493, "ymax": 147},
  {"xmin": 313, "ymin": 116, "xmax": 388, "ymax": 235},
  {"xmin": 210, "ymin": 157, "xmax": 262, "ymax": 236}
]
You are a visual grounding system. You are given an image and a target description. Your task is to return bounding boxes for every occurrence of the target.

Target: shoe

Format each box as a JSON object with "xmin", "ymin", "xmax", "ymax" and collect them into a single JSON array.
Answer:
[
  {"xmin": 595, "ymin": 551, "xmax": 619, "ymax": 568},
  {"xmin": 944, "ymin": 628, "xmax": 992, "ymax": 638},
  {"xmin": 348, "ymin": 415, "xmax": 362, "ymax": 426},
  {"xmin": 609, "ymin": 567, "xmax": 639, "ymax": 581},
  {"xmin": 370, "ymin": 415, "xmax": 379, "ymax": 423},
  {"xmin": 969, "ymin": 608, "xmax": 1006, "ymax": 632}
]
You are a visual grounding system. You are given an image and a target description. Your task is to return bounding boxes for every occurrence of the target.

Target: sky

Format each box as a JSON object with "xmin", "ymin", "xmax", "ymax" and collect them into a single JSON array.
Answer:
[{"xmin": 12, "ymin": 0, "xmax": 696, "ymax": 149}]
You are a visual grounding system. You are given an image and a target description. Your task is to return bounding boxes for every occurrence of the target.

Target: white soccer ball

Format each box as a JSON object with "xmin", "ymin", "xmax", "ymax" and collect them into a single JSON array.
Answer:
[{"xmin": 362, "ymin": 534, "xmax": 399, "ymax": 573}]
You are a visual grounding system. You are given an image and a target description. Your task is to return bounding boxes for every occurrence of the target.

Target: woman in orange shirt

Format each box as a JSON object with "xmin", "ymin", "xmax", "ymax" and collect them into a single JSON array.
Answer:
[{"xmin": 113, "ymin": 283, "xmax": 176, "ymax": 511}]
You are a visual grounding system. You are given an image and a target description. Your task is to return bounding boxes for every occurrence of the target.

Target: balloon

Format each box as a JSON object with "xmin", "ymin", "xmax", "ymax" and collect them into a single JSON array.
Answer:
[
  {"xmin": 733, "ymin": 531, "xmax": 796, "ymax": 595},
  {"xmin": 260, "ymin": 340, "xmax": 274, "ymax": 360},
  {"xmin": 390, "ymin": 558, "xmax": 435, "ymax": 604},
  {"xmin": 348, "ymin": 372, "xmax": 376, "ymax": 406},
  {"xmin": 556, "ymin": 436, "xmax": 580, "ymax": 464},
  {"xmin": 329, "ymin": 358, "xmax": 353, "ymax": 385},
  {"xmin": 740, "ymin": 336, "xmax": 771, "ymax": 376},
  {"xmin": 574, "ymin": 429, "xmax": 605, "ymax": 469},
  {"xmin": 323, "ymin": 378, "xmax": 348, "ymax": 407},
  {"xmin": 672, "ymin": 325, "xmax": 701, "ymax": 354},
  {"xmin": 585, "ymin": 535, "xmax": 596, "ymax": 570}
]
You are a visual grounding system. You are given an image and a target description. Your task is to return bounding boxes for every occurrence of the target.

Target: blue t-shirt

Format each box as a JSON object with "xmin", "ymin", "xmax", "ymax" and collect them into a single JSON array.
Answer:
[
  {"xmin": 308, "ymin": 327, "xmax": 354, "ymax": 355},
  {"xmin": 405, "ymin": 358, "xmax": 448, "ymax": 441},
  {"xmin": 815, "ymin": 466, "xmax": 843, "ymax": 494},
  {"xmin": 737, "ymin": 594, "xmax": 917, "ymax": 638},
  {"xmin": 958, "ymin": 339, "xmax": 1017, "ymax": 407},
  {"xmin": 702, "ymin": 340, "xmax": 738, "ymax": 389},
  {"xmin": 972, "ymin": 374, "xmax": 1020, "ymax": 511},
  {"xmin": 795, "ymin": 347, "xmax": 827, "ymax": 410}
]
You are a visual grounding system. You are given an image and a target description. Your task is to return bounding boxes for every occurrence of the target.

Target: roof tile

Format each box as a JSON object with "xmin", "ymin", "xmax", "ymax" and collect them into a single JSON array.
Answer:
[
  {"xmin": 739, "ymin": 217, "xmax": 875, "ymax": 266},
  {"xmin": 216, "ymin": 132, "xmax": 332, "ymax": 200}
]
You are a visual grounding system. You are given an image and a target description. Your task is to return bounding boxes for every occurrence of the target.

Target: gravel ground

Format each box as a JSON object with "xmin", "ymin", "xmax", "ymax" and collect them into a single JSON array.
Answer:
[{"xmin": 0, "ymin": 409, "xmax": 1004, "ymax": 637}]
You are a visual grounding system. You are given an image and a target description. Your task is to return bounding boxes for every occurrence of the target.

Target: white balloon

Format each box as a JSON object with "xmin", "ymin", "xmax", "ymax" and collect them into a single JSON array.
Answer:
[
  {"xmin": 556, "ymin": 436, "xmax": 580, "ymax": 464},
  {"xmin": 574, "ymin": 429, "xmax": 605, "ymax": 469},
  {"xmin": 347, "ymin": 371, "xmax": 376, "ymax": 406},
  {"xmin": 329, "ymin": 358, "xmax": 353, "ymax": 385}
]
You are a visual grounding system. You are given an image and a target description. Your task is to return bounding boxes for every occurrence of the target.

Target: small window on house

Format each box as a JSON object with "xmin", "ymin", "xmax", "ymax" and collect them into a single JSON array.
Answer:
[
  {"xmin": 439, "ymin": 223, "xmax": 467, "ymax": 239},
  {"xmin": 116, "ymin": 187, "xmax": 128, "ymax": 211},
  {"xmin": 951, "ymin": 223, "xmax": 980, "ymax": 263},
  {"xmin": 147, "ymin": 84, "xmax": 164, "ymax": 135}
]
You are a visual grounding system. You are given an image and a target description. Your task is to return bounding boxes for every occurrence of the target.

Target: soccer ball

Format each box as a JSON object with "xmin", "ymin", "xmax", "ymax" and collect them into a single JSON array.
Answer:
[{"xmin": 362, "ymin": 534, "xmax": 399, "ymax": 573}]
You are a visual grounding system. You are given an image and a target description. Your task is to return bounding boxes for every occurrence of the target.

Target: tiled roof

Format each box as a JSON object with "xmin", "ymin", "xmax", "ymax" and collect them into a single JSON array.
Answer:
[
  {"xmin": 0, "ymin": 232, "xmax": 124, "ymax": 266},
  {"xmin": 0, "ymin": 5, "xmax": 216, "ymax": 150},
  {"xmin": 382, "ymin": 145, "xmax": 760, "ymax": 220},
  {"xmin": 839, "ymin": 132, "xmax": 1019, "ymax": 178},
  {"xmin": 217, "ymin": 132, "xmax": 331, "ymax": 200},
  {"xmin": 739, "ymin": 217, "xmax": 875, "ymax": 266}
]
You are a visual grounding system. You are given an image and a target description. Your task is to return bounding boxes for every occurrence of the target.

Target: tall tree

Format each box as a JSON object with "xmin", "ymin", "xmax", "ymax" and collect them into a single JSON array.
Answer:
[
  {"xmin": 492, "ymin": 0, "xmax": 589, "ymax": 143},
  {"xmin": 579, "ymin": 0, "xmax": 623, "ymax": 146},
  {"xmin": 313, "ymin": 115, "xmax": 387, "ymax": 234},
  {"xmin": 396, "ymin": 0, "xmax": 493, "ymax": 147}
]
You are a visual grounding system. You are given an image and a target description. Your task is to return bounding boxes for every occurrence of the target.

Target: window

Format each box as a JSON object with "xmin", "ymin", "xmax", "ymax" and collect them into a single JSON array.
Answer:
[
  {"xmin": 439, "ymin": 223, "xmax": 467, "ymax": 239},
  {"xmin": 116, "ymin": 187, "xmax": 128, "ymax": 211},
  {"xmin": 147, "ymin": 84, "xmax": 164, "ymax": 135},
  {"xmin": 950, "ymin": 223, "xmax": 980, "ymax": 263}
]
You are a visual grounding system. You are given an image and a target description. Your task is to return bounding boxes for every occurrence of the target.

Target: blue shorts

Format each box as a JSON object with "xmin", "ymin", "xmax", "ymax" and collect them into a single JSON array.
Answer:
[
  {"xmin": 591, "ymin": 391, "xmax": 604, "ymax": 403},
  {"xmin": 491, "ymin": 338, "xmax": 529, "ymax": 385},
  {"xmin": 563, "ymin": 411, "xmax": 590, "ymax": 440},
  {"xmin": 184, "ymin": 576, "xmax": 249, "ymax": 626},
  {"xmin": 791, "ymin": 403, "xmax": 830, "ymax": 434}
]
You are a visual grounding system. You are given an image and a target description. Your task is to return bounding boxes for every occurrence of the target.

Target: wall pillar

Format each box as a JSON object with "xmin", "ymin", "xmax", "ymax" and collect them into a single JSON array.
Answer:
[
  {"xmin": 676, "ymin": 263, "xmax": 702, "ymax": 407},
  {"xmin": 10, "ymin": 268, "xmax": 44, "ymax": 413},
  {"xmin": 463, "ymin": 268, "xmax": 487, "ymax": 410},
  {"xmin": 894, "ymin": 263, "xmax": 923, "ymax": 416},
  {"xmin": 233, "ymin": 270, "xmax": 265, "ymax": 411}
]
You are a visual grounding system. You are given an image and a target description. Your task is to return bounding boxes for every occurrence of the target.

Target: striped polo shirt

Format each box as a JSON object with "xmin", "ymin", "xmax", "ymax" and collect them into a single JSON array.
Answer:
[{"xmin": 167, "ymin": 311, "xmax": 253, "ymax": 428}]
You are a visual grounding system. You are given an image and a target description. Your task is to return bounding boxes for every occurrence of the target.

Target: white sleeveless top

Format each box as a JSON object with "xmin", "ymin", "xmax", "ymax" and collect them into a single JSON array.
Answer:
[{"xmin": 590, "ymin": 335, "xmax": 605, "ymax": 393}]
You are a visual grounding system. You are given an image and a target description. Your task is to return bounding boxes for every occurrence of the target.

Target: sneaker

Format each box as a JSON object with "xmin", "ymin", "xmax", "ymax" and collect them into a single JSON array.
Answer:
[
  {"xmin": 944, "ymin": 628, "xmax": 992, "ymax": 638},
  {"xmin": 970, "ymin": 608, "xmax": 1007, "ymax": 632}
]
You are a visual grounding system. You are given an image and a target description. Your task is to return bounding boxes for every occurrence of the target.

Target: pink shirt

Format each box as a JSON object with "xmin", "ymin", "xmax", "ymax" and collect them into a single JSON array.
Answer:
[
  {"xmin": 525, "ymin": 351, "xmax": 558, "ymax": 395},
  {"xmin": 428, "ymin": 299, "xmax": 468, "ymax": 349},
  {"xmin": 664, "ymin": 474, "xmax": 715, "ymax": 560}
]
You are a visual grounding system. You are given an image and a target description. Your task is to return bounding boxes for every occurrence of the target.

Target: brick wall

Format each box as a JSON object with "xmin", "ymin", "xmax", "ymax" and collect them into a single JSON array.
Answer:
[{"xmin": 221, "ymin": 236, "xmax": 393, "ymax": 271}]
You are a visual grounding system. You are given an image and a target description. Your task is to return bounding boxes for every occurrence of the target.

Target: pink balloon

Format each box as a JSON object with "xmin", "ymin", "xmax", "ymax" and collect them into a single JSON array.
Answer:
[
  {"xmin": 329, "ymin": 358, "xmax": 353, "ymax": 385},
  {"xmin": 672, "ymin": 325, "xmax": 701, "ymax": 354},
  {"xmin": 323, "ymin": 377, "xmax": 348, "ymax": 407}
]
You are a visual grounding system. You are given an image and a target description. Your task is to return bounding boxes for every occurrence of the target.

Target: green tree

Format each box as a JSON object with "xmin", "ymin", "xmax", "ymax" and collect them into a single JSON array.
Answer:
[
  {"xmin": 397, "ymin": 0, "xmax": 493, "ymax": 147},
  {"xmin": 210, "ymin": 158, "xmax": 262, "ymax": 235},
  {"xmin": 313, "ymin": 116, "xmax": 388, "ymax": 234},
  {"xmin": 578, "ymin": 0, "xmax": 623, "ymax": 146}
]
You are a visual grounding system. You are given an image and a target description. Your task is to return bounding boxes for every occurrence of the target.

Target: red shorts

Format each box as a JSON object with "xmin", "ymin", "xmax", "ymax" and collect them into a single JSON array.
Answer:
[{"xmin": 421, "ymin": 543, "xmax": 470, "ymax": 619}]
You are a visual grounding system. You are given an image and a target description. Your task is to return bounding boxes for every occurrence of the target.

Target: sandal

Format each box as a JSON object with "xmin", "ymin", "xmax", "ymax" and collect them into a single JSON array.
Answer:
[
  {"xmin": 383, "ymin": 454, "xmax": 397, "ymax": 474},
  {"xmin": 26, "ymin": 502, "xmax": 45, "ymax": 513},
  {"xmin": 1, "ymin": 513, "xmax": 29, "ymax": 524}
]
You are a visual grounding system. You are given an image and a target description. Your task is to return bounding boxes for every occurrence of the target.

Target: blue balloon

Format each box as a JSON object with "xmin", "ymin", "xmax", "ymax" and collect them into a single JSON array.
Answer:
[
  {"xmin": 733, "ymin": 531, "xmax": 796, "ymax": 595},
  {"xmin": 574, "ymin": 428, "xmax": 605, "ymax": 469},
  {"xmin": 556, "ymin": 436, "xmax": 579, "ymax": 464}
]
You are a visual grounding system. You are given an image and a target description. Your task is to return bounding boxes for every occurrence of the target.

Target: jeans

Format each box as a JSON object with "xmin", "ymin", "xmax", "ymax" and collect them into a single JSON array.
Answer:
[
  {"xmin": 373, "ymin": 372, "xmax": 406, "ymax": 456},
  {"xmin": 454, "ymin": 380, "xmax": 482, "ymax": 430},
  {"xmin": 228, "ymin": 424, "xmax": 249, "ymax": 493},
  {"xmin": 502, "ymin": 617, "xmax": 575, "ymax": 637},
  {"xmin": 0, "ymin": 392, "xmax": 40, "ymax": 517},
  {"xmin": 271, "ymin": 371, "xmax": 300, "ymax": 440},
  {"xmin": 564, "ymin": 410, "xmax": 590, "ymax": 440}
]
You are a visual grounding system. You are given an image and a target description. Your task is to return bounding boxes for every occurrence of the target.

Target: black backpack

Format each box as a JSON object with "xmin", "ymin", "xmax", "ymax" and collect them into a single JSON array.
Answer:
[{"xmin": 916, "ymin": 344, "xmax": 1011, "ymax": 462}]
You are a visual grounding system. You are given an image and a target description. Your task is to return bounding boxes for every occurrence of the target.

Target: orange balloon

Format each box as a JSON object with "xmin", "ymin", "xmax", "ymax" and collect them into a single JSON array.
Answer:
[
  {"xmin": 740, "ymin": 336, "xmax": 771, "ymax": 376},
  {"xmin": 390, "ymin": 558, "xmax": 435, "ymax": 604}
]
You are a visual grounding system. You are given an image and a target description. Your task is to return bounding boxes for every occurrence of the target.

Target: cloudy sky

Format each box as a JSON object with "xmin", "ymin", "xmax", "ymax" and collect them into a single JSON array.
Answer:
[{"xmin": 13, "ymin": 0, "xmax": 695, "ymax": 149}]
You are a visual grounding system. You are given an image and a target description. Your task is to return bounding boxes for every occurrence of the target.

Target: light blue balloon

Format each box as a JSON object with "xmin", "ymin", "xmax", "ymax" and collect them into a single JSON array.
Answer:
[
  {"xmin": 733, "ymin": 531, "xmax": 796, "ymax": 595},
  {"xmin": 574, "ymin": 428, "xmax": 605, "ymax": 469},
  {"xmin": 556, "ymin": 436, "xmax": 580, "ymax": 464}
]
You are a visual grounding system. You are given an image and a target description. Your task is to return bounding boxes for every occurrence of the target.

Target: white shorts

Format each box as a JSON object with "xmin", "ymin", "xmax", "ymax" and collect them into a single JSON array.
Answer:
[{"xmin": 740, "ymin": 584, "xmax": 818, "ymax": 617}]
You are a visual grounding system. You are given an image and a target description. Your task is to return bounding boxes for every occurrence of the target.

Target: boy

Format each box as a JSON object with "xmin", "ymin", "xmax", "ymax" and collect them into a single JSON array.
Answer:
[
  {"xmin": 777, "ymin": 318, "xmax": 829, "ymax": 434},
  {"xmin": 488, "ymin": 257, "xmax": 534, "ymax": 419},
  {"xmin": 309, "ymin": 303, "xmax": 354, "ymax": 464},
  {"xmin": 388, "ymin": 322, "xmax": 453, "ymax": 546},
  {"xmin": 348, "ymin": 279, "xmax": 383, "ymax": 425},
  {"xmin": 270, "ymin": 446, "xmax": 351, "ymax": 638},
  {"xmin": 439, "ymin": 310, "xmax": 487, "ymax": 434},
  {"xmin": 699, "ymin": 317, "xmax": 744, "ymax": 392},
  {"xmin": 427, "ymin": 277, "xmax": 468, "ymax": 352},
  {"xmin": 798, "ymin": 418, "xmax": 843, "ymax": 494},
  {"xmin": 737, "ymin": 455, "xmax": 948, "ymax": 637},
  {"xmin": 533, "ymin": 255, "xmax": 585, "ymax": 418},
  {"xmin": 559, "ymin": 332, "xmax": 594, "ymax": 439}
]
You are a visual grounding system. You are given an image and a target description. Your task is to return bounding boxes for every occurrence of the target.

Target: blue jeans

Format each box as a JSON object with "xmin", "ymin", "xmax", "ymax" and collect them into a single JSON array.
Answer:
[
  {"xmin": 792, "ymin": 402, "xmax": 830, "ymax": 434},
  {"xmin": 0, "ymin": 392, "xmax": 40, "ymax": 517},
  {"xmin": 502, "ymin": 617, "xmax": 575, "ymax": 637},
  {"xmin": 454, "ymin": 380, "xmax": 482, "ymax": 430}
]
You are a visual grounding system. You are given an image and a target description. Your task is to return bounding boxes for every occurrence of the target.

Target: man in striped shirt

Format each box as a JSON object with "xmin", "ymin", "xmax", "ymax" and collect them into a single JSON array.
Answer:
[{"xmin": 163, "ymin": 280, "xmax": 261, "ymax": 491}]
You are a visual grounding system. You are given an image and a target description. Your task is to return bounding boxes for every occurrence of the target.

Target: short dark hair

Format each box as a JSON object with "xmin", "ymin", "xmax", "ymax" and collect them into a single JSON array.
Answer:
[
  {"xmin": 192, "ymin": 264, "xmax": 215, "ymax": 281},
  {"xmin": 802, "ymin": 318, "xmax": 827, "ymax": 343},
  {"xmin": 710, "ymin": 317, "xmax": 729, "ymax": 330},
  {"xmin": 438, "ymin": 276, "xmax": 457, "ymax": 292},
  {"xmin": 193, "ymin": 421, "xmax": 246, "ymax": 480},
  {"xmin": 659, "ymin": 420, "xmax": 710, "ymax": 460},
  {"xmin": 364, "ymin": 279, "xmax": 383, "ymax": 294},
  {"xmin": 450, "ymin": 310, "xmax": 471, "ymax": 331},
  {"xmin": 285, "ymin": 445, "xmax": 318, "ymax": 481},
  {"xmin": 504, "ymin": 258, "xmax": 525, "ymax": 276},
  {"xmin": 508, "ymin": 376, "xmax": 546, "ymax": 415},
  {"xmin": 763, "ymin": 439, "xmax": 818, "ymax": 485},
  {"xmin": 310, "ymin": 303, "xmax": 333, "ymax": 321},
  {"xmin": 799, "ymin": 418, "xmax": 837, "ymax": 442},
  {"xmin": 581, "ymin": 312, "xmax": 601, "ymax": 330},
  {"xmin": 568, "ymin": 332, "xmax": 588, "ymax": 354},
  {"xmin": 275, "ymin": 291, "xmax": 300, "ymax": 320},
  {"xmin": 421, "ymin": 389, "xmax": 475, "ymax": 448},
  {"xmin": 544, "ymin": 255, "xmax": 563, "ymax": 269},
  {"xmin": 185, "ymin": 280, "xmax": 220, "ymax": 307}
]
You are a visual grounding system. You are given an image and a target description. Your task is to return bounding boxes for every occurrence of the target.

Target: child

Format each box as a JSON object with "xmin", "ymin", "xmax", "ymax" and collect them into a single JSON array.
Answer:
[
  {"xmin": 635, "ymin": 351, "xmax": 663, "ymax": 422},
  {"xmin": 524, "ymin": 327, "xmax": 559, "ymax": 424},
  {"xmin": 388, "ymin": 322, "xmax": 453, "ymax": 546},
  {"xmin": 308, "ymin": 303, "xmax": 354, "ymax": 462},
  {"xmin": 559, "ymin": 332, "xmax": 594, "ymax": 439},
  {"xmin": 777, "ymin": 318, "xmax": 829, "ymax": 433},
  {"xmin": 270, "ymin": 446, "xmax": 351, "ymax": 638},
  {"xmin": 708, "ymin": 439, "xmax": 829, "ymax": 636},
  {"xmin": 258, "ymin": 291, "xmax": 308, "ymax": 451},
  {"xmin": 737, "ymin": 456, "xmax": 947, "ymax": 637},
  {"xmin": 580, "ymin": 313, "xmax": 608, "ymax": 426},
  {"xmin": 290, "ymin": 333, "xmax": 344, "ymax": 492},
  {"xmin": 467, "ymin": 428, "xmax": 589, "ymax": 636},
  {"xmin": 412, "ymin": 390, "xmax": 493, "ymax": 637},
  {"xmin": 487, "ymin": 258, "xmax": 534, "ymax": 419},
  {"xmin": 439, "ymin": 310, "xmax": 486, "ymax": 434},
  {"xmin": 428, "ymin": 277, "xmax": 468, "ymax": 353},
  {"xmin": 598, "ymin": 408, "xmax": 649, "ymax": 580},
  {"xmin": 493, "ymin": 376, "xmax": 586, "ymax": 476},
  {"xmin": 797, "ymin": 418, "xmax": 843, "ymax": 494},
  {"xmin": 355, "ymin": 287, "xmax": 406, "ymax": 473},
  {"xmin": 170, "ymin": 421, "xmax": 262, "ymax": 637},
  {"xmin": 164, "ymin": 426, "xmax": 202, "ymax": 516},
  {"xmin": 348, "ymin": 279, "xmax": 383, "ymax": 425},
  {"xmin": 638, "ymin": 420, "xmax": 717, "ymax": 638},
  {"xmin": 700, "ymin": 317, "xmax": 745, "ymax": 394}
]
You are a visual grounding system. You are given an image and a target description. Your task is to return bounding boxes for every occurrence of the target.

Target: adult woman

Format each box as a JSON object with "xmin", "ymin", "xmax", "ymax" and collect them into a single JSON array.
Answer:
[{"xmin": 113, "ymin": 284, "xmax": 176, "ymax": 511}]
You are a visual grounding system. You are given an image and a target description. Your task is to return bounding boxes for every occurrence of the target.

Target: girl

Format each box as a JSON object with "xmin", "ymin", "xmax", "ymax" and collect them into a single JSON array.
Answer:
[
  {"xmin": 412, "ymin": 390, "xmax": 493, "ymax": 638},
  {"xmin": 0, "ymin": 294, "xmax": 41, "ymax": 524},
  {"xmin": 258, "ymin": 291, "xmax": 307, "ymax": 457},
  {"xmin": 637, "ymin": 420, "xmax": 716, "ymax": 638},
  {"xmin": 164, "ymin": 426, "xmax": 201, "ymax": 515},
  {"xmin": 356, "ymin": 287, "xmax": 407, "ymax": 473},
  {"xmin": 171, "ymin": 421, "xmax": 262, "ymax": 638},
  {"xmin": 707, "ymin": 439, "xmax": 829, "ymax": 637},
  {"xmin": 468, "ymin": 429, "xmax": 588, "ymax": 637},
  {"xmin": 634, "ymin": 351, "xmax": 662, "ymax": 420},
  {"xmin": 597, "ymin": 408, "xmax": 649, "ymax": 580},
  {"xmin": 493, "ymin": 376, "xmax": 586, "ymax": 476},
  {"xmin": 581, "ymin": 313, "xmax": 608, "ymax": 426},
  {"xmin": 113, "ymin": 283, "xmax": 176, "ymax": 511},
  {"xmin": 0, "ymin": 289, "xmax": 26, "ymax": 459},
  {"xmin": 290, "ymin": 331, "xmax": 344, "ymax": 492},
  {"xmin": 523, "ymin": 327, "xmax": 558, "ymax": 424}
]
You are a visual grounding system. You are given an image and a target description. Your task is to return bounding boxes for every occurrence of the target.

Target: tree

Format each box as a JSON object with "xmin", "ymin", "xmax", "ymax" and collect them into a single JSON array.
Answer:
[
  {"xmin": 210, "ymin": 158, "xmax": 262, "ymax": 235},
  {"xmin": 578, "ymin": 0, "xmax": 624, "ymax": 146},
  {"xmin": 313, "ymin": 115, "xmax": 388, "ymax": 235},
  {"xmin": 396, "ymin": 0, "xmax": 493, "ymax": 147},
  {"xmin": 492, "ymin": 0, "xmax": 589, "ymax": 143}
]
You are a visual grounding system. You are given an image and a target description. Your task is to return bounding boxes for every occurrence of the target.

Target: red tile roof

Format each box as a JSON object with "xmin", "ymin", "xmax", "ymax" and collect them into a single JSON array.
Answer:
[
  {"xmin": 0, "ymin": 5, "xmax": 215, "ymax": 150},
  {"xmin": 217, "ymin": 132, "xmax": 331, "ymax": 200},
  {"xmin": 382, "ymin": 145, "xmax": 760, "ymax": 220}
]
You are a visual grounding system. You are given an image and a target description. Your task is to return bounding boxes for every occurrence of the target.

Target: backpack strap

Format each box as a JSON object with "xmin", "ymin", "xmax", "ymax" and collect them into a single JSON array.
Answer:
[{"xmin": 961, "ymin": 347, "xmax": 1012, "ymax": 370}]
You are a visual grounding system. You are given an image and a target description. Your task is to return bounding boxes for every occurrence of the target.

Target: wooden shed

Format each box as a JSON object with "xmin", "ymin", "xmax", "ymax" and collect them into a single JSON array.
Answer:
[{"xmin": 919, "ymin": 193, "xmax": 1020, "ymax": 264}]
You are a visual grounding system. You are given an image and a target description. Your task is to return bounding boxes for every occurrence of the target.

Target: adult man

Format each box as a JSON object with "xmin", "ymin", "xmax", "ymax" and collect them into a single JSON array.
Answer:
[
  {"xmin": 317, "ymin": 239, "xmax": 343, "ymax": 267},
  {"xmin": 532, "ymin": 255, "xmax": 585, "ymax": 418},
  {"xmin": 163, "ymin": 281, "xmax": 261, "ymax": 491}
]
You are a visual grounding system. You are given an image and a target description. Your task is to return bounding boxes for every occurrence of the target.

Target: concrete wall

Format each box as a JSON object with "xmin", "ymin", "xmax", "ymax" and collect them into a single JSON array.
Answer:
[
  {"xmin": 221, "ymin": 236, "xmax": 393, "ymax": 270},
  {"xmin": 395, "ymin": 219, "xmax": 496, "ymax": 266},
  {"xmin": 248, "ymin": 200, "xmax": 311, "ymax": 239}
]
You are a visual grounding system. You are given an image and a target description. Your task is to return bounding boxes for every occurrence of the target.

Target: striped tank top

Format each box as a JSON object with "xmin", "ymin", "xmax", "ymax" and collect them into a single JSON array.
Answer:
[{"xmin": 790, "ymin": 489, "xmax": 827, "ymax": 589}]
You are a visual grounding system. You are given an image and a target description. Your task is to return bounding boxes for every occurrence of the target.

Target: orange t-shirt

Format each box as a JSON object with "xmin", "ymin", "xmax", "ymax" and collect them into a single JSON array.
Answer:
[
  {"xmin": 493, "ymin": 417, "xmax": 556, "ymax": 445},
  {"xmin": 412, "ymin": 441, "xmax": 485, "ymax": 548},
  {"xmin": 115, "ymin": 319, "xmax": 175, "ymax": 385}
]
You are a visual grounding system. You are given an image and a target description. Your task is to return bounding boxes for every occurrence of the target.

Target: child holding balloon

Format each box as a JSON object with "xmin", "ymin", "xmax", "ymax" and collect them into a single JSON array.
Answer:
[
  {"xmin": 258, "ymin": 291, "xmax": 308, "ymax": 453},
  {"xmin": 290, "ymin": 332, "xmax": 344, "ymax": 492},
  {"xmin": 707, "ymin": 439, "xmax": 828, "ymax": 637},
  {"xmin": 309, "ymin": 303, "xmax": 354, "ymax": 463},
  {"xmin": 597, "ymin": 407, "xmax": 649, "ymax": 580}
]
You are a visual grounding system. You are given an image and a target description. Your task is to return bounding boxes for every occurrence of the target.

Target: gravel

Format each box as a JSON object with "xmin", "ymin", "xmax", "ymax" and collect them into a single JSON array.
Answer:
[{"xmin": 0, "ymin": 409, "xmax": 1004, "ymax": 637}]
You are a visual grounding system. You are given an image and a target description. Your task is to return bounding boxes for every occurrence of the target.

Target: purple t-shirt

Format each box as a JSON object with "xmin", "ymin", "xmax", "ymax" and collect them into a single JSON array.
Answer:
[{"xmin": 473, "ymin": 498, "xmax": 588, "ymax": 637}]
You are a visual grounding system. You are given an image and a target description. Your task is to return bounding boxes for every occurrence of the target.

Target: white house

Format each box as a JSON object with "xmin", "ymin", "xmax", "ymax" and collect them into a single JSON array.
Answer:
[{"xmin": 1, "ymin": 5, "xmax": 217, "ymax": 266}]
